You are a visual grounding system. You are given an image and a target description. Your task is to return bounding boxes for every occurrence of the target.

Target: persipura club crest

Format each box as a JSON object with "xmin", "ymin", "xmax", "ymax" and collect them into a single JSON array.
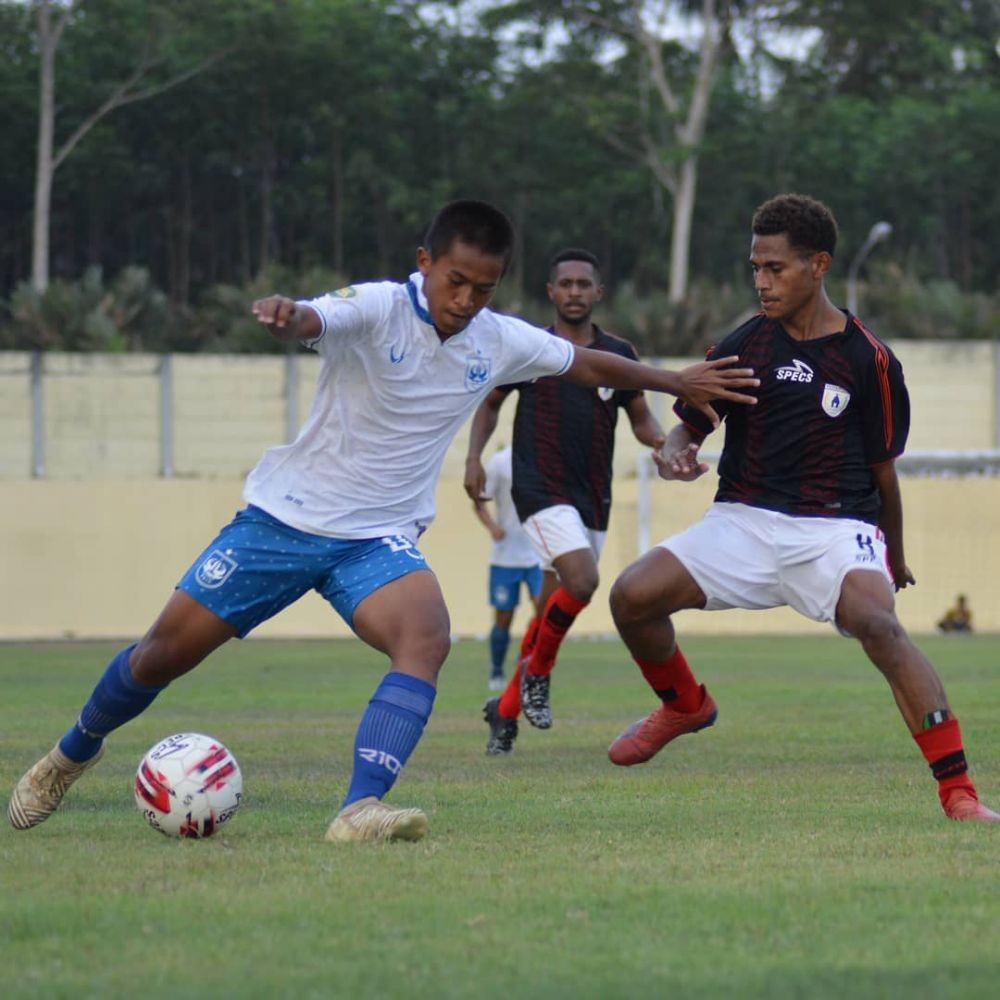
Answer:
[{"xmin": 821, "ymin": 383, "xmax": 851, "ymax": 418}]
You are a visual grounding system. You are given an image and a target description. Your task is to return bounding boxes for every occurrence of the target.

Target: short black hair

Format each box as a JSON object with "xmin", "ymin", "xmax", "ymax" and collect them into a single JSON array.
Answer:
[
  {"xmin": 752, "ymin": 194, "xmax": 838, "ymax": 257},
  {"xmin": 423, "ymin": 200, "xmax": 515, "ymax": 268},
  {"xmin": 548, "ymin": 247, "xmax": 601, "ymax": 282}
]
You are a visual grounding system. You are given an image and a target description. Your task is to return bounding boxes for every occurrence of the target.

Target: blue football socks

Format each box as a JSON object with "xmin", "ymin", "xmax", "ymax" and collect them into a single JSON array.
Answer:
[
  {"xmin": 489, "ymin": 624, "xmax": 510, "ymax": 676},
  {"xmin": 58, "ymin": 644, "xmax": 166, "ymax": 763},
  {"xmin": 342, "ymin": 671, "xmax": 436, "ymax": 808}
]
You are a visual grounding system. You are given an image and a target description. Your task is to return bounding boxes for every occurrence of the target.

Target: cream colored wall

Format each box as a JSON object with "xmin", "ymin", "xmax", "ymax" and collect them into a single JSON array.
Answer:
[
  {"xmin": 2, "ymin": 342, "xmax": 996, "ymax": 480},
  {"xmin": 1, "ymin": 343, "xmax": 997, "ymax": 640},
  {"xmin": 1, "ymin": 474, "xmax": 998, "ymax": 640}
]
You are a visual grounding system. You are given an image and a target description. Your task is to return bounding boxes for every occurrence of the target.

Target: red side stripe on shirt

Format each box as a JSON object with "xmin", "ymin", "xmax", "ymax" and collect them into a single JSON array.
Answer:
[{"xmin": 856, "ymin": 319, "xmax": 893, "ymax": 450}]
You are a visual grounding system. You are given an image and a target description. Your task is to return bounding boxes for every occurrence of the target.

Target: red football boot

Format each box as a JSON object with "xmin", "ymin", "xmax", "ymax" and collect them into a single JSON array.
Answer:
[{"xmin": 608, "ymin": 686, "xmax": 718, "ymax": 766}]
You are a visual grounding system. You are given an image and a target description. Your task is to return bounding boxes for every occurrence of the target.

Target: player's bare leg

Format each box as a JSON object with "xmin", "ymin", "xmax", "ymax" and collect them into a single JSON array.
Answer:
[
  {"xmin": 838, "ymin": 569, "xmax": 998, "ymax": 823},
  {"xmin": 9, "ymin": 592, "xmax": 236, "ymax": 830},
  {"xmin": 608, "ymin": 548, "xmax": 717, "ymax": 765},
  {"xmin": 327, "ymin": 571, "xmax": 449, "ymax": 843}
]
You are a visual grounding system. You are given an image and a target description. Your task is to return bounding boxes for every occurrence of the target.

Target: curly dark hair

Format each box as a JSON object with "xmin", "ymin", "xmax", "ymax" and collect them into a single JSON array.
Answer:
[
  {"xmin": 752, "ymin": 194, "xmax": 838, "ymax": 256},
  {"xmin": 548, "ymin": 247, "xmax": 601, "ymax": 281}
]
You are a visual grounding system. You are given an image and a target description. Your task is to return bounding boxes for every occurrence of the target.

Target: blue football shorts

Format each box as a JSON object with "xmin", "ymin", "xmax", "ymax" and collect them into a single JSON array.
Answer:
[
  {"xmin": 177, "ymin": 505, "xmax": 430, "ymax": 637},
  {"xmin": 488, "ymin": 564, "xmax": 543, "ymax": 611}
]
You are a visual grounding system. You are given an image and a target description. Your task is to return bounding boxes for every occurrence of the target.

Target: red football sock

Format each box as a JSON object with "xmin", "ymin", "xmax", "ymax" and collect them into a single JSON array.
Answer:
[
  {"xmin": 524, "ymin": 587, "xmax": 589, "ymax": 676},
  {"xmin": 494, "ymin": 617, "xmax": 542, "ymax": 721},
  {"xmin": 636, "ymin": 647, "xmax": 703, "ymax": 713},
  {"xmin": 913, "ymin": 715, "xmax": 979, "ymax": 810},
  {"xmin": 519, "ymin": 616, "xmax": 540, "ymax": 661},
  {"xmin": 498, "ymin": 666, "xmax": 522, "ymax": 720}
]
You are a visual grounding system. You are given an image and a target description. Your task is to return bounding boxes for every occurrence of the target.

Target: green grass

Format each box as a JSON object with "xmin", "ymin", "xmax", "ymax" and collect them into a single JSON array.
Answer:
[{"xmin": 2, "ymin": 635, "xmax": 999, "ymax": 999}]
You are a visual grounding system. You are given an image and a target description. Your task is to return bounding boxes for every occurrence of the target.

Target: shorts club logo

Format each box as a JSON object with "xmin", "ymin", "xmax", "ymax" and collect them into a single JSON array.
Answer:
[
  {"xmin": 195, "ymin": 550, "xmax": 238, "ymax": 589},
  {"xmin": 821, "ymin": 383, "xmax": 851, "ymax": 418}
]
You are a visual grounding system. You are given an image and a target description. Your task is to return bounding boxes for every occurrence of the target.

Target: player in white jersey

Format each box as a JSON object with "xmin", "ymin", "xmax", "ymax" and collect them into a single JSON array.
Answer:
[
  {"xmin": 8, "ymin": 200, "xmax": 758, "ymax": 843},
  {"xmin": 473, "ymin": 446, "xmax": 544, "ymax": 690}
]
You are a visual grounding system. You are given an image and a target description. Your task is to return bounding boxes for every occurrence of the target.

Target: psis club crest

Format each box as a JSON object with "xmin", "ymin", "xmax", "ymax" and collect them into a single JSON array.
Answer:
[
  {"xmin": 465, "ymin": 354, "xmax": 492, "ymax": 392},
  {"xmin": 195, "ymin": 550, "xmax": 238, "ymax": 589}
]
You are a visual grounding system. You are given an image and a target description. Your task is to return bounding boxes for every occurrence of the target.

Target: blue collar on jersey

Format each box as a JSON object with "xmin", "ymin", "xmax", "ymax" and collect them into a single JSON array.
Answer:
[{"xmin": 406, "ymin": 277, "xmax": 433, "ymax": 326}]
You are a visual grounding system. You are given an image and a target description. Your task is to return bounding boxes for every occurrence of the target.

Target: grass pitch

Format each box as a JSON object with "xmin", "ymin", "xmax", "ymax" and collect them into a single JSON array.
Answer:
[{"xmin": 2, "ymin": 634, "xmax": 998, "ymax": 998}]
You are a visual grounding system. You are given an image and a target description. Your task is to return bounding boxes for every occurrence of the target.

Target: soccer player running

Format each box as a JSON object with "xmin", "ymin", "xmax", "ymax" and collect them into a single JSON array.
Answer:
[
  {"xmin": 465, "ymin": 248, "xmax": 666, "ymax": 754},
  {"xmin": 606, "ymin": 193, "xmax": 998, "ymax": 823},
  {"xmin": 472, "ymin": 444, "xmax": 545, "ymax": 691},
  {"xmin": 7, "ymin": 201, "xmax": 758, "ymax": 842}
]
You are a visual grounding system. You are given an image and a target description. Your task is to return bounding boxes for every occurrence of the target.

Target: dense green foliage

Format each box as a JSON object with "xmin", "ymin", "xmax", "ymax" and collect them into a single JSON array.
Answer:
[
  {"xmin": 1, "ymin": 0, "xmax": 997, "ymax": 352},
  {"xmin": 2, "ymin": 636, "xmax": 999, "ymax": 997}
]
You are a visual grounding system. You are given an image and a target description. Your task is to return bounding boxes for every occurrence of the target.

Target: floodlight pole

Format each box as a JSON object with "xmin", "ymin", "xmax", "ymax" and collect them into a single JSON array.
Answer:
[{"xmin": 847, "ymin": 221, "xmax": 892, "ymax": 316}]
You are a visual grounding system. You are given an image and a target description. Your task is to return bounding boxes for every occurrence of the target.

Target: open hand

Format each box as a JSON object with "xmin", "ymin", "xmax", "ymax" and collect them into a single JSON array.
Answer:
[
  {"xmin": 252, "ymin": 295, "xmax": 298, "ymax": 329},
  {"xmin": 653, "ymin": 442, "xmax": 709, "ymax": 482},
  {"xmin": 678, "ymin": 356, "xmax": 758, "ymax": 427}
]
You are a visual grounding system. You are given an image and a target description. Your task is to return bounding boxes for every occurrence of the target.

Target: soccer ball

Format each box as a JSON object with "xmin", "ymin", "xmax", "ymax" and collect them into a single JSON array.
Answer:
[{"xmin": 134, "ymin": 733, "xmax": 242, "ymax": 839}]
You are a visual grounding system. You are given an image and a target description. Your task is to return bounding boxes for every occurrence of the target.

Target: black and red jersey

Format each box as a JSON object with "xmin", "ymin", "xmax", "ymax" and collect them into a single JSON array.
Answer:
[
  {"xmin": 502, "ymin": 325, "xmax": 641, "ymax": 530},
  {"xmin": 673, "ymin": 311, "xmax": 909, "ymax": 524}
]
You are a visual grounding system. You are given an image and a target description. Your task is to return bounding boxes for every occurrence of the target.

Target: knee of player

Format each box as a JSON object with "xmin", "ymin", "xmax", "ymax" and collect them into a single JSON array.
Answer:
[
  {"xmin": 850, "ymin": 607, "xmax": 905, "ymax": 647},
  {"xmin": 424, "ymin": 628, "xmax": 452, "ymax": 668},
  {"xmin": 566, "ymin": 573, "xmax": 599, "ymax": 604},
  {"xmin": 609, "ymin": 575, "xmax": 644, "ymax": 625}
]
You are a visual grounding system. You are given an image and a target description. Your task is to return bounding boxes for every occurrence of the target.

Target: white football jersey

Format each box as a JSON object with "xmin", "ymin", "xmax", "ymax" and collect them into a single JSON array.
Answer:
[
  {"xmin": 243, "ymin": 273, "xmax": 574, "ymax": 540},
  {"xmin": 483, "ymin": 446, "xmax": 539, "ymax": 568}
]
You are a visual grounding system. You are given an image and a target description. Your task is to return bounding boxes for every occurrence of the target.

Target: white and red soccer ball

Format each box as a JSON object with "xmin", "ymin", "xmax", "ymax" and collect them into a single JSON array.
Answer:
[{"xmin": 135, "ymin": 733, "xmax": 242, "ymax": 839}]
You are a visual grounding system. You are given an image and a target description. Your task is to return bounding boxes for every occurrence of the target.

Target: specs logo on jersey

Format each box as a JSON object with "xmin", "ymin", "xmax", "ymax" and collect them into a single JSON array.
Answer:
[
  {"xmin": 598, "ymin": 386, "xmax": 615, "ymax": 401},
  {"xmin": 775, "ymin": 359, "xmax": 814, "ymax": 383},
  {"xmin": 465, "ymin": 354, "xmax": 492, "ymax": 391},
  {"xmin": 195, "ymin": 549, "xmax": 238, "ymax": 589},
  {"xmin": 821, "ymin": 383, "xmax": 851, "ymax": 418},
  {"xmin": 389, "ymin": 343, "xmax": 407, "ymax": 364}
]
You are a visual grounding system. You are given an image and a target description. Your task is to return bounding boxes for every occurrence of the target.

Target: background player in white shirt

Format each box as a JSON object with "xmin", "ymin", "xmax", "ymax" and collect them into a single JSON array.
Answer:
[
  {"xmin": 473, "ymin": 445, "xmax": 544, "ymax": 691},
  {"xmin": 8, "ymin": 200, "xmax": 758, "ymax": 843}
]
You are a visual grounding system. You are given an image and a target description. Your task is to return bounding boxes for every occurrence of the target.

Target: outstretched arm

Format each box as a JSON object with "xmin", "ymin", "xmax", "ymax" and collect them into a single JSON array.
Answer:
[
  {"xmin": 251, "ymin": 296, "xmax": 323, "ymax": 342},
  {"xmin": 564, "ymin": 346, "xmax": 757, "ymax": 428},
  {"xmin": 464, "ymin": 389, "xmax": 510, "ymax": 501},
  {"xmin": 872, "ymin": 459, "xmax": 915, "ymax": 590}
]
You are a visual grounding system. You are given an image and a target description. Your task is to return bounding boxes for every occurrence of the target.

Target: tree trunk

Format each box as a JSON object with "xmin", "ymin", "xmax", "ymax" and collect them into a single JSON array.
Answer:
[
  {"xmin": 669, "ymin": 154, "xmax": 698, "ymax": 303},
  {"xmin": 31, "ymin": 0, "xmax": 57, "ymax": 293}
]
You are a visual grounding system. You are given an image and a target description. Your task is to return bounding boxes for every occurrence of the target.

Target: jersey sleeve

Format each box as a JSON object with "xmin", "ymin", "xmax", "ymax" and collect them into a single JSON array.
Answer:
[
  {"xmin": 495, "ymin": 316, "xmax": 574, "ymax": 385},
  {"xmin": 298, "ymin": 282, "xmax": 393, "ymax": 358},
  {"xmin": 861, "ymin": 343, "xmax": 910, "ymax": 464}
]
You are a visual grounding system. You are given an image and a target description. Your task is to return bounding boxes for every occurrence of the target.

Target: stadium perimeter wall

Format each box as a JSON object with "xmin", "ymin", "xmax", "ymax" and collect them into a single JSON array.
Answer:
[{"xmin": 1, "ymin": 341, "xmax": 998, "ymax": 639}]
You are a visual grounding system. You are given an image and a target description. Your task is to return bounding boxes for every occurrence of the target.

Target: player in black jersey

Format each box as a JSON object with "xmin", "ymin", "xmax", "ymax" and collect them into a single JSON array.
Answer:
[
  {"xmin": 607, "ymin": 194, "xmax": 997, "ymax": 823},
  {"xmin": 466, "ymin": 249, "xmax": 666, "ymax": 752}
]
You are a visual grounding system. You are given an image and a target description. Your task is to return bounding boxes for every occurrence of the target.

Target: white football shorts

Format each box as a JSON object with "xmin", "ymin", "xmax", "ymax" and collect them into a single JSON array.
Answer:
[
  {"xmin": 659, "ymin": 502, "xmax": 892, "ymax": 626},
  {"xmin": 522, "ymin": 504, "xmax": 606, "ymax": 571}
]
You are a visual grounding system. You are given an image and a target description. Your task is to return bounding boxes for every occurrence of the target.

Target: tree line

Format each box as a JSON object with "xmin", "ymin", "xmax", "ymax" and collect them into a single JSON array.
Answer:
[{"xmin": 1, "ymin": 0, "xmax": 997, "ymax": 354}]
